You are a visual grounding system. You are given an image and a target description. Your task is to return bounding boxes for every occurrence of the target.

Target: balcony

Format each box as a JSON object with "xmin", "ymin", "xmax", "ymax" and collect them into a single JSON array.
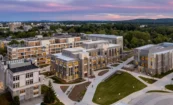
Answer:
[{"xmin": 73, "ymin": 61, "xmax": 79, "ymax": 65}]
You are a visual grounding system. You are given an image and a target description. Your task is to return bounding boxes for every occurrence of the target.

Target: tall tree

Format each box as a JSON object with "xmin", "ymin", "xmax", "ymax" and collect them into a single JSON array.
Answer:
[
  {"xmin": 43, "ymin": 81, "xmax": 56, "ymax": 104},
  {"xmin": 11, "ymin": 96, "xmax": 20, "ymax": 105}
]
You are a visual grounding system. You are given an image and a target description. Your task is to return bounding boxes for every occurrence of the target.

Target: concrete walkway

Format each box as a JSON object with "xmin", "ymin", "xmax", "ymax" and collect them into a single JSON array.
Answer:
[
  {"xmin": 80, "ymin": 57, "xmax": 134, "ymax": 105},
  {"xmin": 37, "ymin": 56, "xmax": 173, "ymax": 105},
  {"xmin": 113, "ymin": 68, "xmax": 173, "ymax": 105},
  {"xmin": 129, "ymin": 93, "xmax": 173, "ymax": 105}
]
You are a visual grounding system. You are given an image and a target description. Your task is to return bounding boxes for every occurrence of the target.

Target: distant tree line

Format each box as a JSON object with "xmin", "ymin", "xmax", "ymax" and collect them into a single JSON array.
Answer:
[{"xmin": 1, "ymin": 23, "xmax": 173, "ymax": 49}]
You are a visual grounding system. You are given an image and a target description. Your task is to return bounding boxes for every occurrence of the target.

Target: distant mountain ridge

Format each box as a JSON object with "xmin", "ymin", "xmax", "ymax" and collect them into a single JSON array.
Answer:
[
  {"xmin": 122, "ymin": 18, "xmax": 173, "ymax": 24},
  {"xmin": 1, "ymin": 18, "xmax": 173, "ymax": 24}
]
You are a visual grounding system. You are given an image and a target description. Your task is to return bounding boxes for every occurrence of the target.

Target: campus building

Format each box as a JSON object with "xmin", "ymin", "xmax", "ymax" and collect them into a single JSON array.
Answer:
[
  {"xmin": 51, "ymin": 40, "xmax": 121, "ymax": 82},
  {"xmin": 0, "ymin": 59, "xmax": 42, "ymax": 101},
  {"xmin": 134, "ymin": 42, "xmax": 173, "ymax": 75},
  {"xmin": 86, "ymin": 34, "xmax": 123, "ymax": 52},
  {"xmin": 7, "ymin": 36, "xmax": 90, "ymax": 66}
]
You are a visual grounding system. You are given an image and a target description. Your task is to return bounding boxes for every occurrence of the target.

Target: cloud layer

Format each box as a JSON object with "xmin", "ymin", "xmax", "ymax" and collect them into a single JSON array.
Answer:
[{"xmin": 0, "ymin": 0, "xmax": 173, "ymax": 21}]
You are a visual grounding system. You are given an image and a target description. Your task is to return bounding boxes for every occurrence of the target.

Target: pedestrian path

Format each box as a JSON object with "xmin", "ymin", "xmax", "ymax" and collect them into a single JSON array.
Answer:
[
  {"xmin": 113, "ymin": 68, "xmax": 173, "ymax": 105},
  {"xmin": 81, "ymin": 57, "xmax": 134, "ymax": 105}
]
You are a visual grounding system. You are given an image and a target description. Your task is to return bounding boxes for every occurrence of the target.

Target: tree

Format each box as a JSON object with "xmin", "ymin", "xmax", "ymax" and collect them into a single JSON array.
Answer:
[
  {"xmin": 8, "ymin": 40, "xmax": 19, "ymax": 45},
  {"xmin": 20, "ymin": 41, "xmax": 25, "ymax": 45},
  {"xmin": 43, "ymin": 81, "xmax": 56, "ymax": 104},
  {"xmin": 11, "ymin": 96, "xmax": 20, "ymax": 105},
  {"xmin": 0, "ymin": 48, "xmax": 6, "ymax": 56},
  {"xmin": 68, "ymin": 28, "xmax": 75, "ymax": 33}
]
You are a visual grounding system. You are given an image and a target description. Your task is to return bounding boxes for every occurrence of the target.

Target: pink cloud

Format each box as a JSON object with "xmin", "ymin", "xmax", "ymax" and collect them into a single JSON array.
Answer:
[
  {"xmin": 62, "ymin": 13, "xmax": 173, "ymax": 21},
  {"xmin": 169, "ymin": 1, "xmax": 173, "ymax": 5},
  {"xmin": 0, "ymin": 2, "xmax": 90, "ymax": 12},
  {"xmin": 99, "ymin": 4, "xmax": 172, "ymax": 10},
  {"xmin": 47, "ymin": 3, "xmax": 61, "ymax": 7}
]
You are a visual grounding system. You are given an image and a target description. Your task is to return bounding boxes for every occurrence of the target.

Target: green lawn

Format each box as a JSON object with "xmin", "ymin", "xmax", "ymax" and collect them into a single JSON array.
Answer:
[
  {"xmin": 153, "ymin": 70, "xmax": 173, "ymax": 78},
  {"xmin": 94, "ymin": 67, "xmax": 111, "ymax": 71},
  {"xmin": 165, "ymin": 84, "xmax": 173, "ymax": 91},
  {"xmin": 51, "ymin": 76, "xmax": 85, "ymax": 84},
  {"xmin": 0, "ymin": 92, "xmax": 13, "ymax": 105},
  {"xmin": 147, "ymin": 90, "xmax": 170, "ymax": 93},
  {"xmin": 40, "ymin": 71, "xmax": 56, "ymax": 77},
  {"xmin": 92, "ymin": 71, "xmax": 146, "ymax": 105},
  {"xmin": 139, "ymin": 76, "xmax": 157, "ymax": 84},
  {"xmin": 111, "ymin": 64, "xmax": 119, "ymax": 67}
]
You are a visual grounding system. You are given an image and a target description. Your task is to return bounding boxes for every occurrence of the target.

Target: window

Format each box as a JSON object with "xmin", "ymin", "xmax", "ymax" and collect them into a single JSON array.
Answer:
[
  {"xmin": 89, "ymin": 53, "xmax": 91, "ymax": 56},
  {"xmin": 34, "ymin": 91, "xmax": 39, "ymax": 95},
  {"xmin": 20, "ymin": 89, "xmax": 25, "ymax": 94},
  {"xmin": 34, "ymin": 86, "xmax": 39, "ymax": 90},
  {"xmin": 13, "ymin": 76, "xmax": 19, "ymax": 81},
  {"xmin": 105, "ymin": 52, "xmax": 107, "ymax": 55},
  {"xmin": 13, "ymin": 83, "xmax": 19, "ymax": 88},
  {"xmin": 98, "ymin": 51, "xmax": 101, "ymax": 55},
  {"xmin": 26, "ymin": 73, "xmax": 33, "ymax": 78},
  {"xmin": 75, "ymin": 66, "xmax": 78, "ymax": 69},
  {"xmin": 26, "ymin": 79, "xmax": 33, "ymax": 85}
]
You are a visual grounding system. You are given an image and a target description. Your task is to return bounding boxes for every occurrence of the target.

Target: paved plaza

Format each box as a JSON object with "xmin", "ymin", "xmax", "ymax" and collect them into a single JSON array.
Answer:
[
  {"xmin": 21, "ymin": 56, "xmax": 173, "ymax": 105},
  {"xmin": 129, "ymin": 93, "xmax": 173, "ymax": 105}
]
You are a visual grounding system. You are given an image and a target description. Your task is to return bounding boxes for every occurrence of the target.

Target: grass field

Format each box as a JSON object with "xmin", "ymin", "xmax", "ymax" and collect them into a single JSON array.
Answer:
[
  {"xmin": 51, "ymin": 76, "xmax": 85, "ymax": 84},
  {"xmin": 139, "ymin": 76, "xmax": 157, "ymax": 84},
  {"xmin": 165, "ymin": 84, "xmax": 173, "ymax": 91},
  {"xmin": 111, "ymin": 64, "xmax": 119, "ymax": 67},
  {"xmin": 92, "ymin": 71, "xmax": 146, "ymax": 105},
  {"xmin": 147, "ymin": 90, "xmax": 170, "ymax": 93},
  {"xmin": 153, "ymin": 70, "xmax": 173, "ymax": 78}
]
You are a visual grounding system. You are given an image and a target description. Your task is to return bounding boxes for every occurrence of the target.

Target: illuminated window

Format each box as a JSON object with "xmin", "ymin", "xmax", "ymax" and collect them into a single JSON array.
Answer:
[
  {"xmin": 34, "ymin": 91, "xmax": 39, "ymax": 95},
  {"xmin": 20, "ymin": 89, "xmax": 25, "ymax": 94},
  {"xmin": 34, "ymin": 86, "xmax": 39, "ymax": 90}
]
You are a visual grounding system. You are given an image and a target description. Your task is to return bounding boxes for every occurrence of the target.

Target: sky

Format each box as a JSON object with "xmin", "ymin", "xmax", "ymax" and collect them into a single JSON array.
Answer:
[{"xmin": 0, "ymin": 0, "xmax": 173, "ymax": 21}]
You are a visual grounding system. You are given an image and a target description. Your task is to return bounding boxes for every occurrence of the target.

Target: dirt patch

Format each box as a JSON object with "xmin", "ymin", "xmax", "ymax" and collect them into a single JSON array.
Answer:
[
  {"xmin": 98, "ymin": 70, "xmax": 109, "ymax": 76},
  {"xmin": 68, "ymin": 82, "xmax": 91, "ymax": 102},
  {"xmin": 60, "ymin": 86, "xmax": 69, "ymax": 93},
  {"xmin": 51, "ymin": 76, "xmax": 85, "ymax": 84}
]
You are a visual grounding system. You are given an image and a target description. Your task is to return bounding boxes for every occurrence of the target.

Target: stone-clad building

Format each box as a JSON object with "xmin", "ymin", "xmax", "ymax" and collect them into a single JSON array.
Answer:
[
  {"xmin": 0, "ymin": 59, "xmax": 42, "ymax": 101},
  {"xmin": 51, "ymin": 40, "xmax": 121, "ymax": 82},
  {"xmin": 134, "ymin": 42, "xmax": 173, "ymax": 75},
  {"xmin": 7, "ymin": 36, "xmax": 90, "ymax": 66},
  {"xmin": 86, "ymin": 34, "xmax": 123, "ymax": 52}
]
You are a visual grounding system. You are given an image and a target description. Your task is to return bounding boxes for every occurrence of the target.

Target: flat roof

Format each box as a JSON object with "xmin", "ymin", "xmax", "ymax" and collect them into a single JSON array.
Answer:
[
  {"xmin": 63, "ymin": 47, "xmax": 85, "ymax": 52},
  {"xmin": 108, "ymin": 44, "xmax": 120, "ymax": 48},
  {"xmin": 159, "ymin": 42, "xmax": 173, "ymax": 47},
  {"xmin": 53, "ymin": 53, "xmax": 76, "ymax": 61},
  {"xmin": 153, "ymin": 50, "xmax": 171, "ymax": 54},
  {"xmin": 83, "ymin": 40, "xmax": 108, "ymax": 44},
  {"xmin": 88, "ymin": 34, "xmax": 122, "ymax": 39},
  {"xmin": 136, "ymin": 44, "xmax": 155, "ymax": 50},
  {"xmin": 9, "ymin": 64, "xmax": 39, "ymax": 73}
]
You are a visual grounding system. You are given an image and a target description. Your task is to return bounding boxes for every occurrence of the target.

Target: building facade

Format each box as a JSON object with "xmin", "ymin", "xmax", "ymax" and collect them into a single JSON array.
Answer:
[
  {"xmin": 51, "ymin": 40, "xmax": 121, "ymax": 82},
  {"xmin": 134, "ymin": 42, "xmax": 173, "ymax": 75},
  {"xmin": 0, "ymin": 59, "xmax": 42, "ymax": 101},
  {"xmin": 7, "ymin": 36, "xmax": 90, "ymax": 66},
  {"xmin": 86, "ymin": 34, "xmax": 123, "ymax": 52}
]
